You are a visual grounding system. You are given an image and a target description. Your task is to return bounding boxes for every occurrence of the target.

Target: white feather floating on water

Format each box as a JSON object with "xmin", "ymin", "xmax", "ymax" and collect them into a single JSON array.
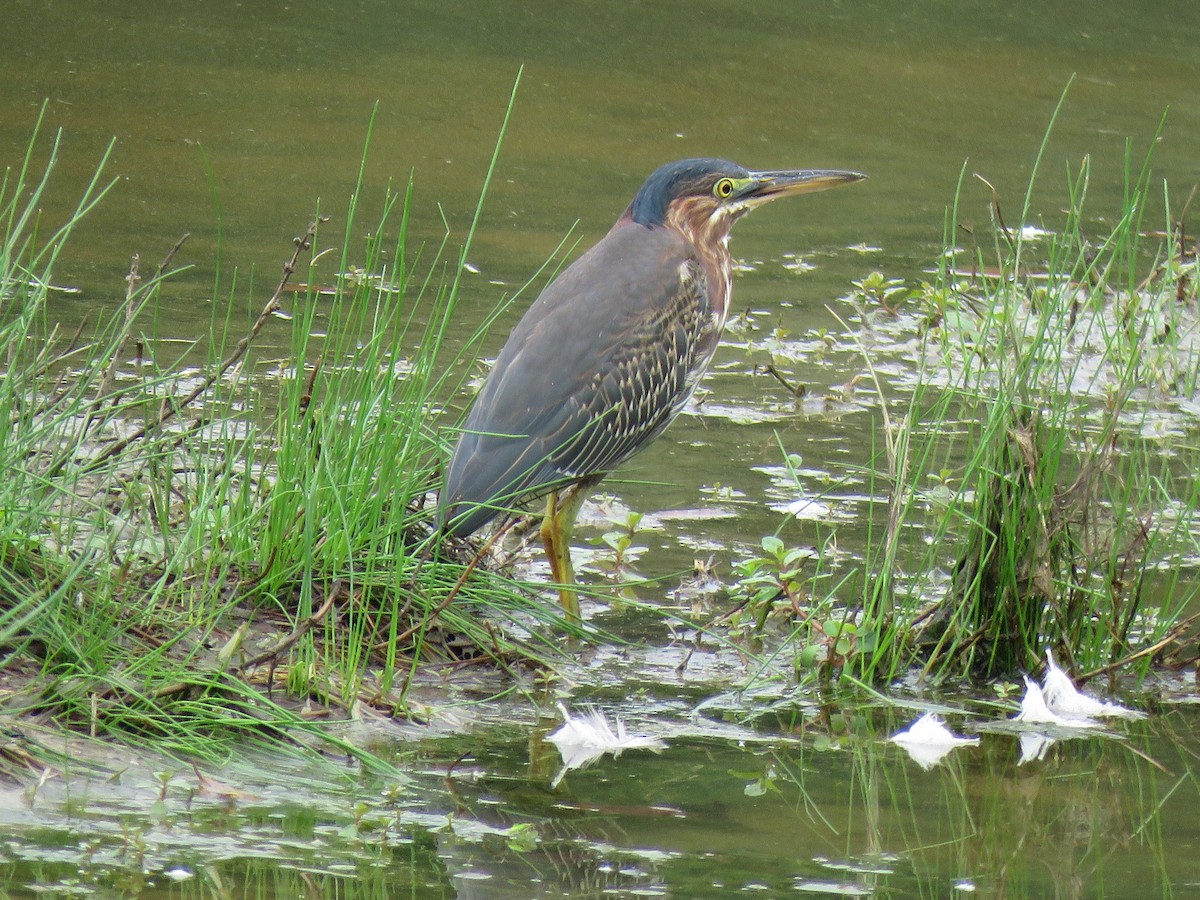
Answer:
[
  {"xmin": 891, "ymin": 712, "xmax": 978, "ymax": 749},
  {"xmin": 546, "ymin": 704, "xmax": 666, "ymax": 788},
  {"xmin": 1014, "ymin": 675, "xmax": 1099, "ymax": 728},
  {"xmin": 1013, "ymin": 651, "xmax": 1143, "ymax": 732},
  {"xmin": 1040, "ymin": 650, "xmax": 1143, "ymax": 720},
  {"xmin": 889, "ymin": 712, "xmax": 979, "ymax": 770},
  {"xmin": 1011, "ymin": 662, "xmax": 1105, "ymax": 766}
]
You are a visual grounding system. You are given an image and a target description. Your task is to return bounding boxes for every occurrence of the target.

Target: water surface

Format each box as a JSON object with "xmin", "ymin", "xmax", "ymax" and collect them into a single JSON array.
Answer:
[{"xmin": 3, "ymin": 1, "xmax": 1200, "ymax": 895}]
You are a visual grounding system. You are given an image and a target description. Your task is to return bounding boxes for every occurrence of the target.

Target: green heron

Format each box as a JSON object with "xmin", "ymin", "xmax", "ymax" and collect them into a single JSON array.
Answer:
[{"xmin": 439, "ymin": 158, "xmax": 864, "ymax": 621}]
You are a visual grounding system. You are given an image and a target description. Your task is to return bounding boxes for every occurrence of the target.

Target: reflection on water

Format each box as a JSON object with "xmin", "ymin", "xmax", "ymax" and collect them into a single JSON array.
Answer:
[
  {"xmin": 3, "ymin": 0, "xmax": 1200, "ymax": 895},
  {"xmin": 1, "ymin": 692, "xmax": 1196, "ymax": 896}
]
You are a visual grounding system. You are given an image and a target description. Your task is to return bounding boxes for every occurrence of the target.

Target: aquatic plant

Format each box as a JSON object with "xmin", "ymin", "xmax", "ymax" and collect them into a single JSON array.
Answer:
[
  {"xmin": 746, "ymin": 95, "xmax": 1200, "ymax": 683},
  {"xmin": 0, "ymin": 93, "xmax": 566, "ymax": 770}
]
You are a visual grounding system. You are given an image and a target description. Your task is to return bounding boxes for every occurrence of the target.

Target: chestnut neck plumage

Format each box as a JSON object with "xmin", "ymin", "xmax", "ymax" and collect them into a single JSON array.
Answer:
[{"xmin": 666, "ymin": 196, "xmax": 743, "ymax": 323}]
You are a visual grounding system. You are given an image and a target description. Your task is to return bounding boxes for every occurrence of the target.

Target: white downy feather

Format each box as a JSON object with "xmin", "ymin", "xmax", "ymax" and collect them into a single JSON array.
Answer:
[
  {"xmin": 1040, "ymin": 650, "xmax": 1143, "ymax": 720},
  {"xmin": 547, "ymin": 704, "xmax": 666, "ymax": 787},
  {"xmin": 1015, "ymin": 675, "xmax": 1099, "ymax": 727},
  {"xmin": 890, "ymin": 712, "xmax": 979, "ymax": 770}
]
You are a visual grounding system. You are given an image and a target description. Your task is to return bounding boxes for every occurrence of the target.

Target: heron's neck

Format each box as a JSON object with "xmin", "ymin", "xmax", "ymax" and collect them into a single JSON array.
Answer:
[{"xmin": 668, "ymin": 206, "xmax": 735, "ymax": 323}]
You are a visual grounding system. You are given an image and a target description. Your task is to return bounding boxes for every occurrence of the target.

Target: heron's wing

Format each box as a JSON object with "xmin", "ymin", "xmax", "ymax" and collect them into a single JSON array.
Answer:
[{"xmin": 440, "ymin": 225, "xmax": 719, "ymax": 536}]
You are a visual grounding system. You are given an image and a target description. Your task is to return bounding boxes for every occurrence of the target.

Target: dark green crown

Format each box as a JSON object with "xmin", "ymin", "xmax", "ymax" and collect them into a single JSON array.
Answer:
[{"xmin": 629, "ymin": 158, "xmax": 749, "ymax": 226}]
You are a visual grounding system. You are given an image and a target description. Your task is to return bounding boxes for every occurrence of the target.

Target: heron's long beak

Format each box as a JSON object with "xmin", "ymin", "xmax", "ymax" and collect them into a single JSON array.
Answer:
[{"xmin": 740, "ymin": 169, "xmax": 866, "ymax": 207}]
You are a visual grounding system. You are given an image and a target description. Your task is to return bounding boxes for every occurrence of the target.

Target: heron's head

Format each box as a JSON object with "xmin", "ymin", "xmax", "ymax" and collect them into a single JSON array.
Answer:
[{"xmin": 628, "ymin": 157, "xmax": 865, "ymax": 244}]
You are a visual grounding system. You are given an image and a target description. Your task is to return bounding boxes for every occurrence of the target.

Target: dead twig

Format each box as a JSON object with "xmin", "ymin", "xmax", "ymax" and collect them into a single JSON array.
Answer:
[
  {"xmin": 84, "ymin": 235, "xmax": 193, "ymax": 441},
  {"xmin": 237, "ymin": 582, "xmax": 342, "ymax": 675},
  {"xmin": 1080, "ymin": 611, "xmax": 1200, "ymax": 682},
  {"xmin": 973, "ymin": 172, "xmax": 1015, "ymax": 253},
  {"xmin": 762, "ymin": 363, "xmax": 806, "ymax": 398},
  {"xmin": 381, "ymin": 521, "xmax": 517, "ymax": 652},
  {"xmin": 82, "ymin": 218, "xmax": 327, "ymax": 473}
]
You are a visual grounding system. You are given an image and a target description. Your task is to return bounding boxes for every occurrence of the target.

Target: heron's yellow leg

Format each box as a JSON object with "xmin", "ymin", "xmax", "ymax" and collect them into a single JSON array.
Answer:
[{"xmin": 540, "ymin": 488, "xmax": 585, "ymax": 624}]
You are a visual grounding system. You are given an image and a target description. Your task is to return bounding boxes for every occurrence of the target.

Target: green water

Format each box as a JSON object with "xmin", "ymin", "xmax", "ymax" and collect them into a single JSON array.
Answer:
[
  {"xmin": 4, "ymin": 692, "xmax": 1199, "ymax": 896},
  {"xmin": 4, "ymin": 0, "xmax": 1200, "ymax": 896}
]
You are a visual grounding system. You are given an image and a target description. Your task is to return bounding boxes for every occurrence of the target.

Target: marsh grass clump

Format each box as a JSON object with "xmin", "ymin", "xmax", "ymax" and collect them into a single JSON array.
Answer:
[
  {"xmin": 891, "ymin": 133, "xmax": 1200, "ymax": 679},
  {"xmin": 748, "ymin": 108, "xmax": 1200, "ymax": 685},
  {"xmin": 0, "ymin": 104, "xmax": 561, "ymax": 771}
]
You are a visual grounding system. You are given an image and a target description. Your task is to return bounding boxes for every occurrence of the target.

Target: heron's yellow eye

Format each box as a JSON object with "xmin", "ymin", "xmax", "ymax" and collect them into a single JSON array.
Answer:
[{"xmin": 714, "ymin": 178, "xmax": 735, "ymax": 199}]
